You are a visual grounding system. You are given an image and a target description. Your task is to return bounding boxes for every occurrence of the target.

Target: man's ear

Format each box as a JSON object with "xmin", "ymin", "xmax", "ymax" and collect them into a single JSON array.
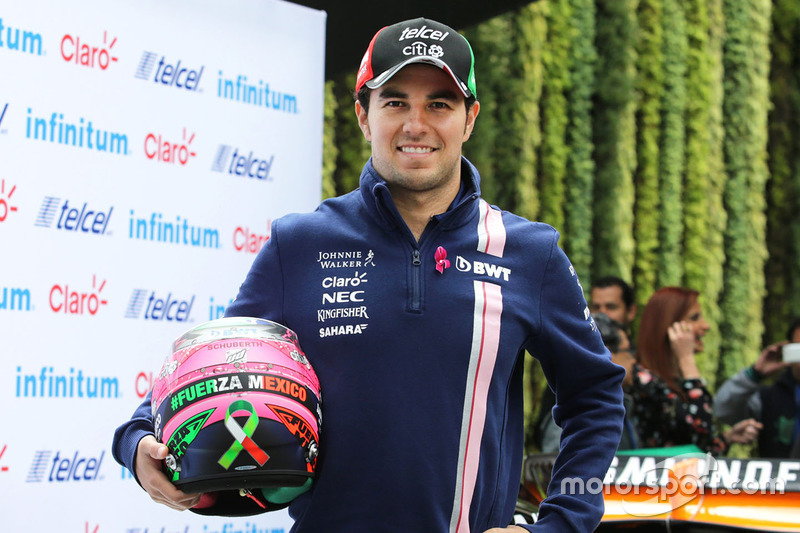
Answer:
[
  {"xmin": 626, "ymin": 304, "xmax": 638, "ymax": 325},
  {"xmin": 355, "ymin": 100, "xmax": 371, "ymax": 142},
  {"xmin": 463, "ymin": 100, "xmax": 480, "ymax": 142}
]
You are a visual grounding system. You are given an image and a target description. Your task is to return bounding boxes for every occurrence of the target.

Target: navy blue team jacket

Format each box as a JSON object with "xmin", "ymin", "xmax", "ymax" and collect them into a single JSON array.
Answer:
[{"xmin": 113, "ymin": 157, "xmax": 625, "ymax": 532}]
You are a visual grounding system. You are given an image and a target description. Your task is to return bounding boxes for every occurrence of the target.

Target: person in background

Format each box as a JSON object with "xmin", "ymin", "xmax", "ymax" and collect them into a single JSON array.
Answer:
[
  {"xmin": 590, "ymin": 276, "xmax": 637, "ymax": 335},
  {"xmin": 535, "ymin": 313, "xmax": 638, "ymax": 452},
  {"xmin": 534, "ymin": 276, "xmax": 637, "ymax": 452},
  {"xmin": 714, "ymin": 317, "xmax": 800, "ymax": 458},
  {"xmin": 112, "ymin": 17, "xmax": 625, "ymax": 532},
  {"xmin": 630, "ymin": 286, "xmax": 760, "ymax": 454}
]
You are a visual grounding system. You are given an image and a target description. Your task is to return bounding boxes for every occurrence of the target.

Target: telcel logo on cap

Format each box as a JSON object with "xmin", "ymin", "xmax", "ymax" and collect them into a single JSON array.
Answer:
[{"xmin": 398, "ymin": 25, "xmax": 450, "ymax": 42}]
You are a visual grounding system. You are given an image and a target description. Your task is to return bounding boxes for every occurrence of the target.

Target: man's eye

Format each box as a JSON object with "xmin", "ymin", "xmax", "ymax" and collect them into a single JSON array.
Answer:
[{"xmin": 430, "ymin": 102, "xmax": 449, "ymax": 109}]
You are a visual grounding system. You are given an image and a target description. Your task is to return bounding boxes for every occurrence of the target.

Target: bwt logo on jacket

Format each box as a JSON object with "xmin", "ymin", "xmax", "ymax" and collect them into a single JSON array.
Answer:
[
  {"xmin": 145, "ymin": 128, "xmax": 196, "ymax": 165},
  {"xmin": 125, "ymin": 289, "xmax": 195, "ymax": 322},
  {"xmin": 455, "ymin": 256, "xmax": 511, "ymax": 281},
  {"xmin": 0, "ymin": 17, "xmax": 43, "ymax": 56},
  {"xmin": 135, "ymin": 51, "xmax": 204, "ymax": 91},
  {"xmin": 35, "ymin": 196, "xmax": 113, "ymax": 235},
  {"xmin": 60, "ymin": 30, "xmax": 118, "ymax": 70},
  {"xmin": 211, "ymin": 144, "xmax": 275, "ymax": 181},
  {"xmin": 26, "ymin": 450, "xmax": 104, "ymax": 483},
  {"xmin": 49, "ymin": 275, "xmax": 108, "ymax": 315}
]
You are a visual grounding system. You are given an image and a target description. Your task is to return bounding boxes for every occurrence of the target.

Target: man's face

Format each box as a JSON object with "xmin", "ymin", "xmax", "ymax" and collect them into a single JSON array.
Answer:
[
  {"xmin": 590, "ymin": 286, "xmax": 635, "ymax": 327},
  {"xmin": 355, "ymin": 64, "xmax": 479, "ymax": 197}
]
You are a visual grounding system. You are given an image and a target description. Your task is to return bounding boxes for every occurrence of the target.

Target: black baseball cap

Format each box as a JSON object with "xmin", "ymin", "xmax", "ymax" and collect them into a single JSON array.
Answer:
[{"xmin": 355, "ymin": 17, "xmax": 477, "ymax": 98}]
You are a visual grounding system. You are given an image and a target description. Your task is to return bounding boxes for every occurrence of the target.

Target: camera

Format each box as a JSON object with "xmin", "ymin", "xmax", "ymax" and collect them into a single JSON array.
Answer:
[{"xmin": 782, "ymin": 343, "xmax": 800, "ymax": 363}]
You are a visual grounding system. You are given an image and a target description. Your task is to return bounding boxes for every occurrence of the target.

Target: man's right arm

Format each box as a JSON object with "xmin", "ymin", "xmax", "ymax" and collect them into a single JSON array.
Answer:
[
  {"xmin": 112, "ymin": 391, "xmax": 201, "ymax": 509},
  {"xmin": 713, "ymin": 368, "xmax": 762, "ymax": 424}
]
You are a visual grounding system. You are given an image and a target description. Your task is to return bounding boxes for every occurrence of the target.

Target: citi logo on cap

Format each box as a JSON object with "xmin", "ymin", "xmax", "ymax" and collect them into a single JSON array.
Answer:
[
  {"xmin": 398, "ymin": 25, "xmax": 450, "ymax": 42},
  {"xmin": 404, "ymin": 43, "xmax": 444, "ymax": 59}
]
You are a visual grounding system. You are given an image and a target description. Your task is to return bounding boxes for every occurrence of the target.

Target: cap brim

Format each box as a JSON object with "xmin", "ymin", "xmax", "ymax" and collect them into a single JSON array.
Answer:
[{"xmin": 364, "ymin": 57, "xmax": 473, "ymax": 98}]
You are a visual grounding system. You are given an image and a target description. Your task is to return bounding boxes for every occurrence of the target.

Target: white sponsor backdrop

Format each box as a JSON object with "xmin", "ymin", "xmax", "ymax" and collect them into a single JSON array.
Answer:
[{"xmin": 0, "ymin": 1, "xmax": 326, "ymax": 531}]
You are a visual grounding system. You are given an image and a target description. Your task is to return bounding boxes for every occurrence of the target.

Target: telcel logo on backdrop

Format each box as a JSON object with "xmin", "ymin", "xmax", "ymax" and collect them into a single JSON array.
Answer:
[
  {"xmin": 0, "ymin": 17, "xmax": 43, "ymax": 56},
  {"xmin": 26, "ymin": 450, "xmax": 104, "ymax": 483},
  {"xmin": 49, "ymin": 275, "xmax": 108, "ymax": 315},
  {"xmin": 135, "ymin": 51, "xmax": 204, "ymax": 91},
  {"xmin": 61, "ymin": 30, "xmax": 118, "ymax": 70},
  {"xmin": 211, "ymin": 144, "xmax": 275, "ymax": 181},
  {"xmin": 124, "ymin": 289, "xmax": 195, "ymax": 322},
  {"xmin": 35, "ymin": 196, "xmax": 113, "ymax": 235}
]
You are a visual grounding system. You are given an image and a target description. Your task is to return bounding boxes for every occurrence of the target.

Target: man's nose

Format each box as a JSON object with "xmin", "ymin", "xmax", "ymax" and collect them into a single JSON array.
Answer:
[{"xmin": 403, "ymin": 107, "xmax": 428, "ymax": 135}]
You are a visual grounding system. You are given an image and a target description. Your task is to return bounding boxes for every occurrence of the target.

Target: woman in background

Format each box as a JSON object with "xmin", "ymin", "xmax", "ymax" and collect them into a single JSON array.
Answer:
[{"xmin": 631, "ymin": 287, "xmax": 760, "ymax": 454}]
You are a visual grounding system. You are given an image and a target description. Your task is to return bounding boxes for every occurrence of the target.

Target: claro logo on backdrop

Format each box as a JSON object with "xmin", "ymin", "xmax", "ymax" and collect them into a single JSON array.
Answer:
[
  {"xmin": 49, "ymin": 275, "xmax": 108, "ymax": 316},
  {"xmin": 60, "ymin": 30, "xmax": 118, "ymax": 70}
]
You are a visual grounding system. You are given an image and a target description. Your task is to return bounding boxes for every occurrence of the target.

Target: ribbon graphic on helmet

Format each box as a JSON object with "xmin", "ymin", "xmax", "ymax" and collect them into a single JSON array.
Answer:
[{"xmin": 218, "ymin": 399, "xmax": 270, "ymax": 469}]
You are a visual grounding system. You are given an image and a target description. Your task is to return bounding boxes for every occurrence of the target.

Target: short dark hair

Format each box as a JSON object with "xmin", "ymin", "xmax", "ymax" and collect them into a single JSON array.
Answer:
[
  {"xmin": 592, "ymin": 275, "xmax": 635, "ymax": 309},
  {"xmin": 787, "ymin": 316, "xmax": 800, "ymax": 341},
  {"xmin": 355, "ymin": 86, "xmax": 477, "ymax": 116}
]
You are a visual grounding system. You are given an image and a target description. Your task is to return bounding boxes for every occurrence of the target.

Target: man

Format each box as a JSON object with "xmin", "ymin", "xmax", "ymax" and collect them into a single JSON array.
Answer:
[
  {"xmin": 113, "ymin": 17, "xmax": 625, "ymax": 532},
  {"xmin": 714, "ymin": 318, "xmax": 800, "ymax": 458},
  {"xmin": 589, "ymin": 276, "xmax": 637, "ymax": 333}
]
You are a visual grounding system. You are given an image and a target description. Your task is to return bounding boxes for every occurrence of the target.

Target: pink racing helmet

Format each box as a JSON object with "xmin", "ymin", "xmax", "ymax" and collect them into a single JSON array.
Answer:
[{"xmin": 151, "ymin": 317, "xmax": 321, "ymax": 514}]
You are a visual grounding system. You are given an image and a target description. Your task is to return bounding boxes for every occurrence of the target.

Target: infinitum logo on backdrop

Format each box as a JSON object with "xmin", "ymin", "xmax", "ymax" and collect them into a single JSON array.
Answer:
[
  {"xmin": 128, "ymin": 209, "xmax": 220, "ymax": 249},
  {"xmin": 1, "ymin": 285, "xmax": 31, "ymax": 312},
  {"xmin": 60, "ymin": 30, "xmax": 118, "ymax": 70},
  {"xmin": 124, "ymin": 289, "xmax": 195, "ymax": 322},
  {"xmin": 26, "ymin": 107, "xmax": 129, "ymax": 155},
  {"xmin": 0, "ymin": 17, "xmax": 43, "ymax": 56},
  {"xmin": 16, "ymin": 366, "xmax": 120, "ymax": 399},
  {"xmin": 135, "ymin": 51, "xmax": 204, "ymax": 91},
  {"xmin": 217, "ymin": 70, "xmax": 298, "ymax": 113},
  {"xmin": 35, "ymin": 196, "xmax": 113, "ymax": 235},
  {"xmin": 211, "ymin": 144, "xmax": 275, "ymax": 180}
]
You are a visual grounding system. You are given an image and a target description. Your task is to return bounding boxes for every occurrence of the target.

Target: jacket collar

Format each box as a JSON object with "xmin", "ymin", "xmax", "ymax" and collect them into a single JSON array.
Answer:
[{"xmin": 358, "ymin": 156, "xmax": 482, "ymax": 233}]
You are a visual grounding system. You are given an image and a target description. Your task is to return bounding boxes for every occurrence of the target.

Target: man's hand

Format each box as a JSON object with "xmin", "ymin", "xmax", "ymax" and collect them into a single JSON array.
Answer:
[
  {"xmin": 753, "ymin": 342, "xmax": 789, "ymax": 376},
  {"xmin": 484, "ymin": 527, "xmax": 529, "ymax": 532},
  {"xmin": 724, "ymin": 418, "xmax": 763, "ymax": 445},
  {"xmin": 135, "ymin": 435, "xmax": 201, "ymax": 510}
]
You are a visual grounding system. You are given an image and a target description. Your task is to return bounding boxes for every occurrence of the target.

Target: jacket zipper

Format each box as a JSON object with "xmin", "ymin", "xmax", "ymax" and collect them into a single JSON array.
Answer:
[{"xmin": 411, "ymin": 249, "xmax": 421, "ymax": 311}]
